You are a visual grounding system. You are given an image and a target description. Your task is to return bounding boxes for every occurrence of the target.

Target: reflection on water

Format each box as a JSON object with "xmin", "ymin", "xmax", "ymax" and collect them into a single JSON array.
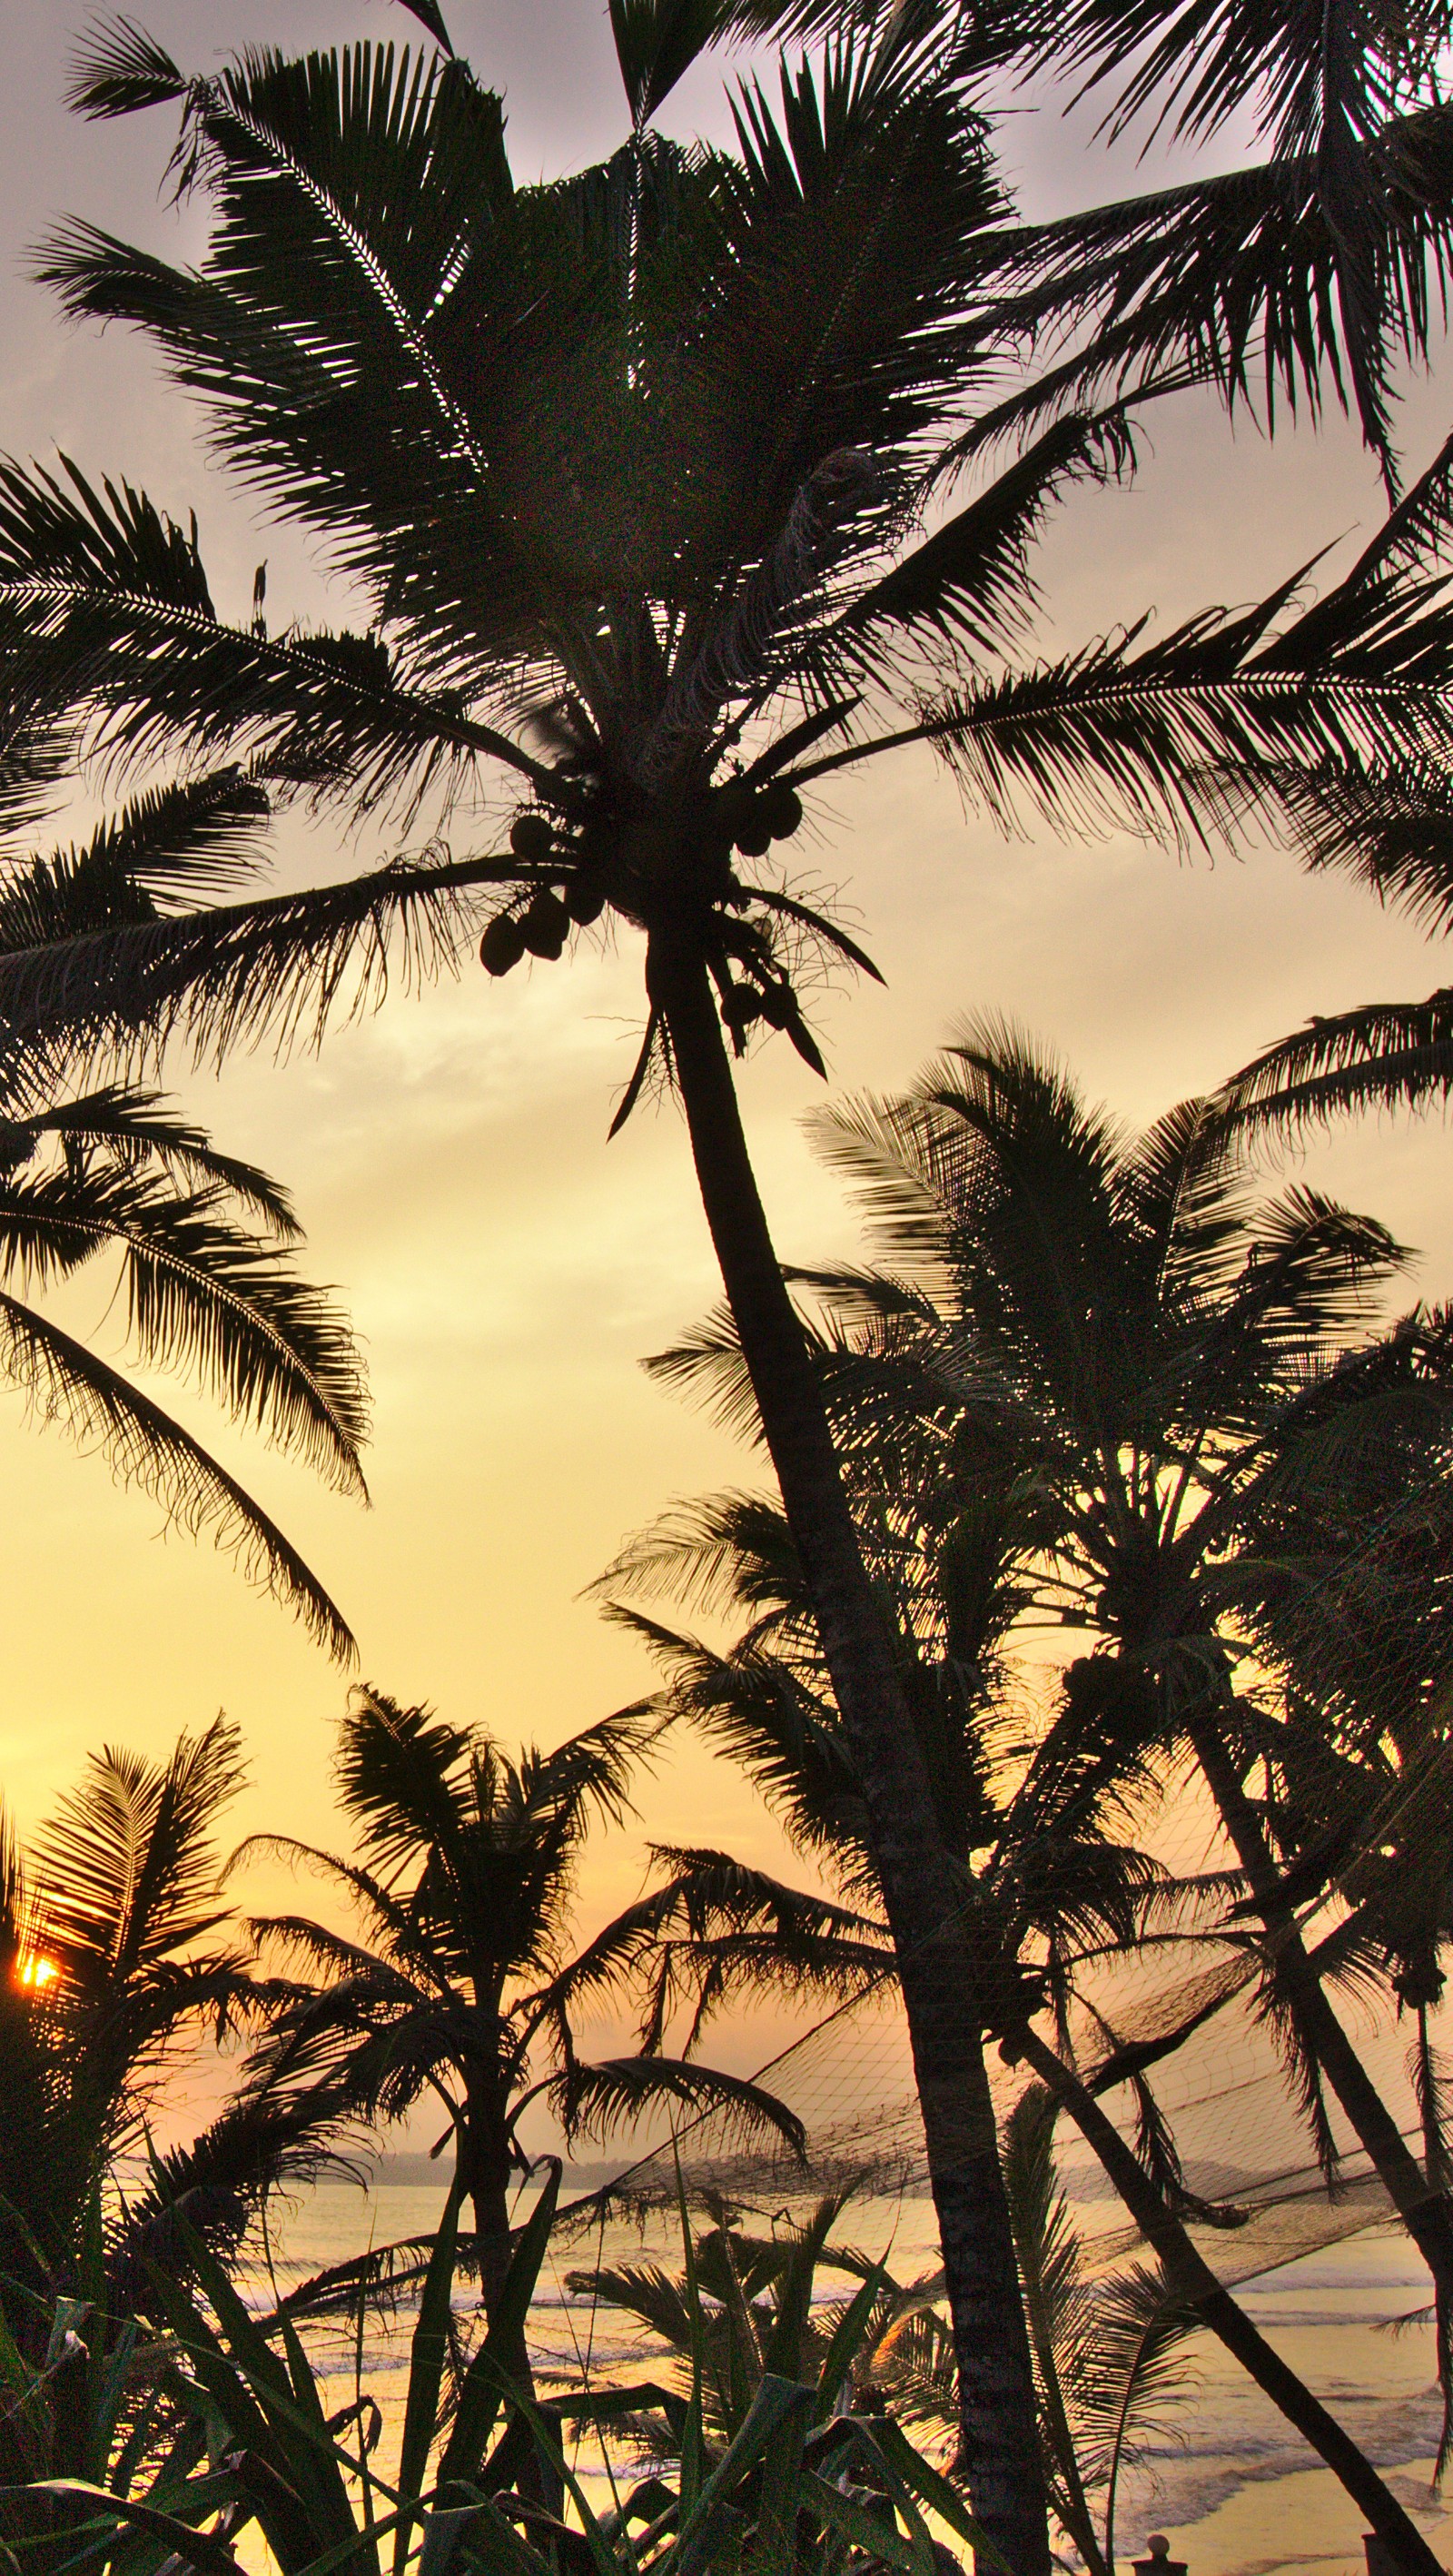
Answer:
[{"xmin": 246, "ymin": 2179, "xmax": 1453, "ymax": 2576}]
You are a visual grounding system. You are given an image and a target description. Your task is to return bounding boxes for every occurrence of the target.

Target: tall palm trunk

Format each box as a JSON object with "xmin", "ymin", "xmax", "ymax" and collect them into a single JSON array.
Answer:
[
  {"xmin": 647, "ymin": 919, "xmax": 1052, "ymax": 2576},
  {"xmin": 1015, "ymin": 2027, "xmax": 1445, "ymax": 2576},
  {"xmin": 1188, "ymin": 1711, "xmax": 1453, "ymax": 2309},
  {"xmin": 1418, "ymin": 2005, "xmax": 1447, "ymax": 2195}
]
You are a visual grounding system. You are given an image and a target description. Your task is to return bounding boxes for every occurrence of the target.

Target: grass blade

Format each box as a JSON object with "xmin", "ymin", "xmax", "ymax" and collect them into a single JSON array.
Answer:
[
  {"xmin": 393, "ymin": 2176, "xmax": 464, "ymax": 2576},
  {"xmin": 438, "ymin": 2165, "xmax": 558, "ymax": 2491}
]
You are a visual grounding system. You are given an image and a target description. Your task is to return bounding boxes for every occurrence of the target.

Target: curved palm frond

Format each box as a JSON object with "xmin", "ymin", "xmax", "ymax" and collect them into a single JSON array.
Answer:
[
  {"xmin": 34, "ymin": 1717, "xmax": 246, "ymax": 1988},
  {"xmin": 541, "ymin": 2051, "xmax": 807, "ymax": 2160},
  {"xmin": 15, "ymin": 1085, "xmax": 301, "ymax": 1237},
  {"xmin": 0, "ymin": 1166, "xmax": 369, "ymax": 1489},
  {"xmin": 0, "ymin": 1284, "xmax": 354, "ymax": 1658},
  {"xmin": 1218, "ymin": 966, "xmax": 1453, "ymax": 1148},
  {"xmin": 0, "ymin": 839, "xmax": 512, "ymax": 1069}
]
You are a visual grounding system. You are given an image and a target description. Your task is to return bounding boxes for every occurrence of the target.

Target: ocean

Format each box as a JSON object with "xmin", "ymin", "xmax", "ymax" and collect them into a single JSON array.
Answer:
[{"xmin": 247, "ymin": 2174, "xmax": 1453, "ymax": 2576}]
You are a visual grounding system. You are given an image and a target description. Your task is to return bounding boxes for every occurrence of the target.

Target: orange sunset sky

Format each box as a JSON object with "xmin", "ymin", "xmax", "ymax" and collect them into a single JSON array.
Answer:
[{"xmin": 1, "ymin": 0, "xmax": 1452, "ymax": 2118}]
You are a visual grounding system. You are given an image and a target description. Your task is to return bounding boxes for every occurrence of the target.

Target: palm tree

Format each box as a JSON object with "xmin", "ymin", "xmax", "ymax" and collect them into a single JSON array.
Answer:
[
  {"xmin": 8, "ymin": 15, "xmax": 1453, "ymax": 2561},
  {"xmin": 595, "ymin": 1412, "xmax": 1449, "ymax": 2568},
  {"xmin": 235, "ymin": 1689, "xmax": 815, "ymax": 2331},
  {"xmin": 600, "ymin": 1050, "xmax": 1453, "ymax": 2568},
  {"xmin": 0, "ymin": 1716, "xmax": 341, "ymax": 2343},
  {"xmin": 742, "ymin": 1023, "xmax": 1453, "ymax": 2305},
  {"xmin": 0, "ymin": 758, "xmax": 368, "ymax": 1651}
]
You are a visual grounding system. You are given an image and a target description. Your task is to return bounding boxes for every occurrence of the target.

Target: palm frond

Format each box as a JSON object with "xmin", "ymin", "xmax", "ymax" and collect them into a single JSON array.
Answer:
[
  {"xmin": 1082, "ymin": 2262, "xmax": 1199, "ymax": 2552},
  {"xmin": 109, "ymin": 2078, "xmax": 366, "ymax": 2304},
  {"xmin": 593, "ymin": 1489, "xmax": 805, "ymax": 1620},
  {"xmin": 333, "ymin": 1689, "xmax": 477, "ymax": 1871},
  {"xmin": 998, "ymin": 2083, "xmax": 1103, "ymax": 2555},
  {"xmin": 608, "ymin": 0, "xmax": 738, "ymax": 125},
  {"xmin": 987, "ymin": 102, "xmax": 1453, "ymax": 472},
  {"xmin": 35, "ymin": 1717, "xmax": 246, "ymax": 1986},
  {"xmin": 605, "ymin": 1609, "xmax": 873, "ymax": 1877},
  {"xmin": 0, "ymin": 1285, "xmax": 354, "ymax": 1657},
  {"xmin": 1221, "ymin": 984, "xmax": 1453, "ymax": 1138},
  {"xmin": 545, "ymin": 2052, "xmax": 807, "ymax": 2160},
  {"xmin": 0, "ymin": 452, "xmax": 539, "ymax": 806},
  {"xmin": 816, "ymin": 402, "xmax": 1141, "ymax": 684},
  {"xmin": 798, "ymin": 542, "xmax": 1453, "ymax": 847},
  {"xmin": 0, "ymin": 770, "xmax": 274, "ymax": 971},
  {"xmin": 644, "ymin": 1303, "xmax": 771, "ymax": 1443},
  {"xmin": 6, "ymin": 1166, "xmax": 371, "ymax": 1490},
  {"xmin": 0, "ymin": 843, "xmax": 511, "ymax": 1066},
  {"xmin": 16, "ymin": 1085, "xmax": 301, "ymax": 1237}
]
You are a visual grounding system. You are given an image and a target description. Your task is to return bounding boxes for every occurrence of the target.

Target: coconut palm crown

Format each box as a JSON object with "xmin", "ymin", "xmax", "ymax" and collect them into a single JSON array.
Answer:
[{"xmin": 234, "ymin": 1690, "xmax": 840, "ymax": 2324}]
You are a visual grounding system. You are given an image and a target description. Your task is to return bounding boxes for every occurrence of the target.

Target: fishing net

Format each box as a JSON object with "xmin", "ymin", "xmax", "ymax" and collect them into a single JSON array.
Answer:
[{"xmin": 550, "ymin": 1957, "xmax": 1428, "ymax": 2293}]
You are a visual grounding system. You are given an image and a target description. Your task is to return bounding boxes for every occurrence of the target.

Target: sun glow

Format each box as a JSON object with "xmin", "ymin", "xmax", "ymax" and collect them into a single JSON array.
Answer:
[{"xmin": 17, "ymin": 1954, "xmax": 58, "ymax": 1991}]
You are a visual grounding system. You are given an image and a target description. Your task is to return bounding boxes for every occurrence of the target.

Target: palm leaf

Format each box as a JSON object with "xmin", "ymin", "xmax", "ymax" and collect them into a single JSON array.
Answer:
[
  {"xmin": 545, "ymin": 2054, "xmax": 806, "ymax": 2159},
  {"xmin": 822, "ymin": 401, "xmax": 1141, "ymax": 676},
  {"xmin": 34, "ymin": 1717, "xmax": 246, "ymax": 1984},
  {"xmin": 794, "ymin": 535, "xmax": 1453, "ymax": 845},
  {"xmin": 1219, "ymin": 986, "xmax": 1453, "ymax": 1135},
  {"xmin": 0, "ymin": 453, "xmax": 540, "ymax": 805},
  {"xmin": 13, "ymin": 1085, "xmax": 301, "ymax": 1237},
  {"xmin": 0, "ymin": 1165, "xmax": 370, "ymax": 1488},
  {"xmin": 0, "ymin": 844, "xmax": 511, "ymax": 1065},
  {"xmin": 609, "ymin": 0, "xmax": 740, "ymax": 124},
  {"xmin": 0, "ymin": 771, "xmax": 273, "ymax": 963},
  {"xmin": 989, "ymin": 96, "xmax": 1453, "ymax": 473},
  {"xmin": 0, "ymin": 1286, "xmax": 354, "ymax": 1657}
]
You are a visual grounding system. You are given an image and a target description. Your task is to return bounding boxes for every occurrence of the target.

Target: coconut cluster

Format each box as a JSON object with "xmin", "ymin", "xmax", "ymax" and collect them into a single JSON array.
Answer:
[{"xmin": 478, "ymin": 777, "xmax": 805, "ymax": 1001}]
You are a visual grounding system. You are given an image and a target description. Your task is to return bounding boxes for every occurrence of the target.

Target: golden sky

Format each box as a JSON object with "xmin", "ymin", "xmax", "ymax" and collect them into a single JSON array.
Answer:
[{"xmin": 2, "ymin": 0, "xmax": 1451, "ymax": 2101}]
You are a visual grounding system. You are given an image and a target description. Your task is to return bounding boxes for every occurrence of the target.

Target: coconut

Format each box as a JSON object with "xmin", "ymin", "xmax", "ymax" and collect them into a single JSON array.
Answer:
[
  {"xmin": 522, "ymin": 889, "xmax": 570, "ymax": 957},
  {"xmin": 479, "ymin": 914, "xmax": 526, "ymax": 976},
  {"xmin": 509, "ymin": 811, "xmax": 555, "ymax": 861},
  {"xmin": 733, "ymin": 805, "xmax": 774, "ymax": 859},
  {"xmin": 723, "ymin": 984, "xmax": 764, "ymax": 1027},
  {"xmin": 759, "ymin": 782, "xmax": 802, "ymax": 841},
  {"xmin": 566, "ymin": 874, "xmax": 607, "ymax": 926}
]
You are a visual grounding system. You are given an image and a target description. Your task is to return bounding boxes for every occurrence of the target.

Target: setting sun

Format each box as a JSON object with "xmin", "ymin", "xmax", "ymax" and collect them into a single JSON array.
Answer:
[{"xmin": 17, "ymin": 1955, "xmax": 58, "ymax": 1992}]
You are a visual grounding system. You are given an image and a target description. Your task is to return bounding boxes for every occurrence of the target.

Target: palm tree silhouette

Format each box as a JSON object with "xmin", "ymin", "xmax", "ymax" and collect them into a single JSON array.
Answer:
[
  {"xmin": 235, "ymin": 1689, "xmax": 812, "ymax": 2331},
  {"xmin": 0, "ymin": 1716, "xmax": 343, "ymax": 2336},
  {"xmin": 599, "ymin": 1020, "xmax": 1453, "ymax": 2566},
  {"xmin": 718, "ymin": 1020, "xmax": 1453, "ymax": 2325}
]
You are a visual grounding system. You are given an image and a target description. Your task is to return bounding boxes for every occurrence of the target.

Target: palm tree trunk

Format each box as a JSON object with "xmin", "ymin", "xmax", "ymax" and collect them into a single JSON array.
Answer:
[
  {"xmin": 460, "ymin": 2095, "xmax": 521, "ymax": 2330},
  {"xmin": 647, "ymin": 921, "xmax": 1051, "ymax": 2576},
  {"xmin": 470, "ymin": 2175, "xmax": 516, "ymax": 2314},
  {"xmin": 462, "ymin": 2113, "xmax": 559, "ymax": 2508},
  {"xmin": 1015, "ymin": 2026, "xmax": 1445, "ymax": 2576},
  {"xmin": 1418, "ymin": 2005, "xmax": 1446, "ymax": 2194},
  {"xmin": 1188, "ymin": 1711, "xmax": 1453, "ymax": 2305}
]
